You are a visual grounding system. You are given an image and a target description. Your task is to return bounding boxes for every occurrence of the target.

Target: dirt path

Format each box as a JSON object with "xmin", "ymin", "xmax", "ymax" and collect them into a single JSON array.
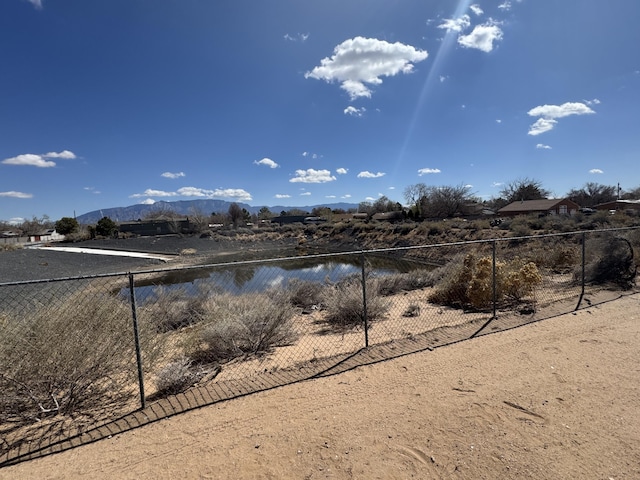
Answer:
[{"xmin": 2, "ymin": 293, "xmax": 639, "ymax": 479}]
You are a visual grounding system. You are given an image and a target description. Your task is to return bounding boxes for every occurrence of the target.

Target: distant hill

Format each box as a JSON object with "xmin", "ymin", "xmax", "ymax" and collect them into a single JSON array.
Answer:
[{"xmin": 76, "ymin": 200, "xmax": 358, "ymax": 224}]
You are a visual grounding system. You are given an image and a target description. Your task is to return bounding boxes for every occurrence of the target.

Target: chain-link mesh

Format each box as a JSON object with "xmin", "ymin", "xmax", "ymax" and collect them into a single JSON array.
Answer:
[{"xmin": 1, "ymin": 226, "xmax": 638, "ymax": 464}]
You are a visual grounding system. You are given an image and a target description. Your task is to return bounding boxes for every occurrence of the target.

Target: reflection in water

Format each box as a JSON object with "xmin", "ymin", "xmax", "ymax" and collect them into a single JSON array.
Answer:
[{"xmin": 132, "ymin": 255, "xmax": 424, "ymax": 299}]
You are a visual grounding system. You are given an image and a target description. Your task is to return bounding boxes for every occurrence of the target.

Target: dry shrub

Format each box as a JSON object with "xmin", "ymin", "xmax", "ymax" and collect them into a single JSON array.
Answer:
[
  {"xmin": 154, "ymin": 357, "xmax": 205, "ymax": 396},
  {"xmin": 579, "ymin": 236, "xmax": 637, "ymax": 289},
  {"xmin": 142, "ymin": 286, "xmax": 208, "ymax": 332},
  {"xmin": 185, "ymin": 291, "xmax": 298, "ymax": 363},
  {"xmin": 287, "ymin": 278, "xmax": 324, "ymax": 308},
  {"xmin": 321, "ymin": 276, "xmax": 389, "ymax": 329},
  {"xmin": 429, "ymin": 254, "xmax": 542, "ymax": 310},
  {"xmin": 0, "ymin": 288, "xmax": 162, "ymax": 424},
  {"xmin": 376, "ymin": 269, "xmax": 440, "ymax": 296}
]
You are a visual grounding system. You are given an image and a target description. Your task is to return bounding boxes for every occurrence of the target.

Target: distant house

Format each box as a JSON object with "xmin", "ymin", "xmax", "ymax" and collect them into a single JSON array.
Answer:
[
  {"xmin": 497, "ymin": 199, "xmax": 580, "ymax": 218},
  {"xmin": 29, "ymin": 229, "xmax": 65, "ymax": 243},
  {"xmin": 593, "ymin": 199, "xmax": 640, "ymax": 214}
]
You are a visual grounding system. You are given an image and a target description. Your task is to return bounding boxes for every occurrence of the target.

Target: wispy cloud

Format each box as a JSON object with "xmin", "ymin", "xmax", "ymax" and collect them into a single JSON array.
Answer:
[
  {"xmin": 25, "ymin": 0, "xmax": 43, "ymax": 10},
  {"xmin": 498, "ymin": 1, "xmax": 511, "ymax": 11},
  {"xmin": 284, "ymin": 33, "xmax": 309, "ymax": 42},
  {"xmin": 161, "ymin": 171, "xmax": 185, "ymax": 179},
  {"xmin": 302, "ymin": 151, "xmax": 322, "ymax": 159},
  {"xmin": 254, "ymin": 158, "xmax": 279, "ymax": 168},
  {"xmin": 336, "ymin": 168, "xmax": 348, "ymax": 174},
  {"xmin": 527, "ymin": 102, "xmax": 595, "ymax": 135},
  {"xmin": 470, "ymin": 4, "xmax": 484, "ymax": 16},
  {"xmin": 274, "ymin": 194, "xmax": 291, "ymax": 199},
  {"xmin": 306, "ymin": 37, "xmax": 428, "ymax": 100},
  {"xmin": 438, "ymin": 14, "xmax": 471, "ymax": 33},
  {"xmin": 344, "ymin": 106, "xmax": 366, "ymax": 117},
  {"xmin": 131, "ymin": 187, "xmax": 252, "ymax": 201},
  {"xmin": 536, "ymin": 143, "xmax": 552, "ymax": 149},
  {"xmin": 2, "ymin": 150, "xmax": 77, "ymax": 168},
  {"xmin": 300, "ymin": 192, "xmax": 312, "ymax": 196},
  {"xmin": 418, "ymin": 168, "xmax": 441, "ymax": 175},
  {"xmin": 289, "ymin": 169, "xmax": 336, "ymax": 183},
  {"xmin": 589, "ymin": 168, "xmax": 604, "ymax": 174},
  {"xmin": 0, "ymin": 191, "xmax": 33, "ymax": 199},
  {"xmin": 357, "ymin": 171, "xmax": 386, "ymax": 178}
]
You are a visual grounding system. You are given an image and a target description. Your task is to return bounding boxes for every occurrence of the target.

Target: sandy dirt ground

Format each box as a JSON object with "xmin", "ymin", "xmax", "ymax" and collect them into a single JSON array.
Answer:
[{"xmin": 1, "ymin": 293, "xmax": 638, "ymax": 480}]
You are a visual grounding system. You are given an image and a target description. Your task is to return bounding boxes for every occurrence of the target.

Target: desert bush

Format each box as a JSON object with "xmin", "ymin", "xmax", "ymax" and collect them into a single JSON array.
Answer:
[
  {"xmin": 154, "ymin": 357, "xmax": 205, "ymax": 396},
  {"xmin": 185, "ymin": 291, "xmax": 298, "ymax": 363},
  {"xmin": 578, "ymin": 236, "xmax": 637, "ymax": 289},
  {"xmin": 429, "ymin": 254, "xmax": 542, "ymax": 310},
  {"xmin": 0, "ymin": 243, "xmax": 22, "ymax": 251},
  {"xmin": 321, "ymin": 276, "xmax": 389, "ymax": 329},
  {"xmin": 375, "ymin": 268, "xmax": 440, "ymax": 296},
  {"xmin": 287, "ymin": 278, "xmax": 324, "ymax": 309},
  {"xmin": 0, "ymin": 288, "xmax": 162, "ymax": 423},
  {"xmin": 142, "ymin": 286, "xmax": 206, "ymax": 332}
]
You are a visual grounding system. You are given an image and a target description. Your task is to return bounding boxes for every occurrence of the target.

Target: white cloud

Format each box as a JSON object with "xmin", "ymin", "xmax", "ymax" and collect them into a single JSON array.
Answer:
[
  {"xmin": 438, "ymin": 14, "xmax": 471, "ymax": 33},
  {"xmin": 584, "ymin": 98, "xmax": 601, "ymax": 106},
  {"xmin": 536, "ymin": 143, "xmax": 552, "ymax": 149},
  {"xmin": 342, "ymin": 194, "xmax": 352, "ymax": 199},
  {"xmin": 326, "ymin": 195, "xmax": 336, "ymax": 199},
  {"xmin": 589, "ymin": 168, "xmax": 604, "ymax": 174},
  {"xmin": 254, "ymin": 157, "xmax": 279, "ymax": 168},
  {"xmin": 344, "ymin": 106, "xmax": 366, "ymax": 117},
  {"xmin": 274, "ymin": 194, "xmax": 291, "ymax": 199},
  {"xmin": 492, "ymin": 182, "xmax": 504, "ymax": 187},
  {"xmin": 44, "ymin": 150, "xmax": 76, "ymax": 159},
  {"xmin": 0, "ymin": 191, "xmax": 33, "ymax": 199},
  {"xmin": 528, "ymin": 118, "xmax": 557, "ymax": 136},
  {"xmin": 336, "ymin": 168, "xmax": 348, "ymax": 174},
  {"xmin": 357, "ymin": 171, "xmax": 386, "ymax": 178},
  {"xmin": 84, "ymin": 186, "xmax": 101, "ymax": 194},
  {"xmin": 439, "ymin": 75, "xmax": 447, "ymax": 83},
  {"xmin": 302, "ymin": 151, "xmax": 322, "ymax": 159},
  {"xmin": 458, "ymin": 23, "xmax": 503, "ymax": 52},
  {"xmin": 131, "ymin": 189, "xmax": 177, "ymax": 198},
  {"xmin": 161, "ymin": 171, "xmax": 185, "ymax": 179},
  {"xmin": 496, "ymin": 119, "xmax": 502, "ymax": 123},
  {"xmin": 290, "ymin": 169, "xmax": 336, "ymax": 183},
  {"xmin": 418, "ymin": 168, "xmax": 441, "ymax": 175},
  {"xmin": 2, "ymin": 149, "xmax": 77, "ymax": 168},
  {"xmin": 527, "ymin": 102, "xmax": 595, "ymax": 135},
  {"xmin": 470, "ymin": 4, "xmax": 484, "ymax": 16},
  {"xmin": 300, "ymin": 192, "xmax": 312, "ymax": 196},
  {"xmin": 498, "ymin": 1, "xmax": 511, "ymax": 10},
  {"xmin": 305, "ymin": 37, "xmax": 428, "ymax": 100},
  {"xmin": 140, "ymin": 198, "xmax": 156, "ymax": 205}
]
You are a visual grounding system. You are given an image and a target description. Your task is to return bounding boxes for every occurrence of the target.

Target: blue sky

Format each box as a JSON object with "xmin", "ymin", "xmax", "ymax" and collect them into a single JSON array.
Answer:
[{"xmin": 1, "ymin": 0, "xmax": 639, "ymax": 223}]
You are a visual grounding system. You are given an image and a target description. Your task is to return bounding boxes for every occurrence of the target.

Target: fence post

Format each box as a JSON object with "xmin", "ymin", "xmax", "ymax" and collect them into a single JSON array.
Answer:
[
  {"xmin": 492, "ymin": 240, "xmax": 497, "ymax": 320},
  {"xmin": 360, "ymin": 252, "xmax": 369, "ymax": 348},
  {"xmin": 128, "ymin": 272, "xmax": 146, "ymax": 410},
  {"xmin": 575, "ymin": 232, "xmax": 587, "ymax": 310}
]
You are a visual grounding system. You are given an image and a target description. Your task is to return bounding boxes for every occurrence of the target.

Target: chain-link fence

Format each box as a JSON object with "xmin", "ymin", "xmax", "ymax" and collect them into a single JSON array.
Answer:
[{"xmin": 1, "ymin": 226, "xmax": 638, "ymax": 464}]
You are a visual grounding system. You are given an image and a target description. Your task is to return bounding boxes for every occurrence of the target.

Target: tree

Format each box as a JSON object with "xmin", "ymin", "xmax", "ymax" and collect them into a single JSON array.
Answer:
[
  {"xmin": 499, "ymin": 178, "xmax": 550, "ymax": 204},
  {"xmin": 55, "ymin": 217, "xmax": 79, "ymax": 235},
  {"xmin": 621, "ymin": 185, "xmax": 640, "ymax": 200},
  {"xmin": 566, "ymin": 182, "xmax": 617, "ymax": 207},
  {"xmin": 228, "ymin": 203, "xmax": 243, "ymax": 228},
  {"xmin": 419, "ymin": 185, "xmax": 475, "ymax": 218},
  {"xmin": 403, "ymin": 183, "xmax": 429, "ymax": 217},
  {"xmin": 96, "ymin": 217, "xmax": 118, "ymax": 237},
  {"xmin": 257, "ymin": 207, "xmax": 273, "ymax": 221},
  {"xmin": 19, "ymin": 215, "xmax": 53, "ymax": 236}
]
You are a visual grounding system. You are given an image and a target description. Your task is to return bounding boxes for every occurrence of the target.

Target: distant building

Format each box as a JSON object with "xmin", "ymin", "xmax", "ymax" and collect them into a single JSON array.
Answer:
[
  {"xmin": 497, "ymin": 199, "xmax": 580, "ymax": 217},
  {"xmin": 118, "ymin": 219, "xmax": 192, "ymax": 236},
  {"xmin": 593, "ymin": 199, "xmax": 640, "ymax": 214},
  {"xmin": 29, "ymin": 229, "xmax": 65, "ymax": 243}
]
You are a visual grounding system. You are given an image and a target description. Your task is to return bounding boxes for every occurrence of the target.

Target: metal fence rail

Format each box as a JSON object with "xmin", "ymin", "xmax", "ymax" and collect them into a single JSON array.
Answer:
[{"xmin": 1, "ymin": 226, "xmax": 638, "ymax": 464}]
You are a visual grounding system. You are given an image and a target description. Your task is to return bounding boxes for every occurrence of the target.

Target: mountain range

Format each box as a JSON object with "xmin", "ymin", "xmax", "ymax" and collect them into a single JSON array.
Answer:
[{"xmin": 76, "ymin": 200, "xmax": 359, "ymax": 224}]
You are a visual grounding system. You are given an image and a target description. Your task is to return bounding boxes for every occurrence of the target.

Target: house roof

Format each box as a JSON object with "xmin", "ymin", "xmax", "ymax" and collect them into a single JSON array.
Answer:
[{"xmin": 498, "ymin": 199, "xmax": 574, "ymax": 213}]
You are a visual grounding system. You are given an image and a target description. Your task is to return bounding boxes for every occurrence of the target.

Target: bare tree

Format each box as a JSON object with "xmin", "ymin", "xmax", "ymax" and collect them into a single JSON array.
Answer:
[
  {"xmin": 566, "ymin": 182, "xmax": 617, "ymax": 207},
  {"xmin": 499, "ymin": 178, "xmax": 550, "ymax": 204},
  {"xmin": 228, "ymin": 203, "xmax": 243, "ymax": 228}
]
